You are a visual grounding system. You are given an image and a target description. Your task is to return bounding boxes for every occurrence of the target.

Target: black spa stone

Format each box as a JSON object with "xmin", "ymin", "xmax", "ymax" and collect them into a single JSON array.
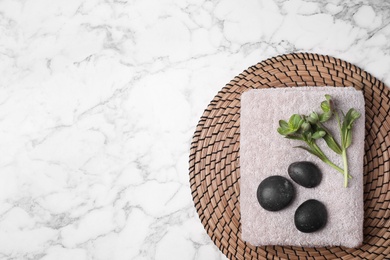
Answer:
[
  {"xmin": 257, "ymin": 175, "xmax": 294, "ymax": 211},
  {"xmin": 288, "ymin": 161, "xmax": 322, "ymax": 188},
  {"xmin": 294, "ymin": 199, "xmax": 327, "ymax": 233}
]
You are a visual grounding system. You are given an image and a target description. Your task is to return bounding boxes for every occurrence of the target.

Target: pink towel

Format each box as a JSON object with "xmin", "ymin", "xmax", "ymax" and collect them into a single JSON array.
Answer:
[{"xmin": 240, "ymin": 87, "xmax": 364, "ymax": 247}]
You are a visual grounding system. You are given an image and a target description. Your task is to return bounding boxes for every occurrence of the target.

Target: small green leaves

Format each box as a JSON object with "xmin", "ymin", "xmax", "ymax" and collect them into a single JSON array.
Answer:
[
  {"xmin": 343, "ymin": 108, "xmax": 361, "ymax": 130},
  {"xmin": 319, "ymin": 94, "xmax": 333, "ymax": 123},
  {"xmin": 279, "ymin": 120, "xmax": 289, "ymax": 129},
  {"xmin": 323, "ymin": 133, "xmax": 342, "ymax": 154},
  {"xmin": 277, "ymin": 126, "xmax": 292, "ymax": 136},
  {"xmin": 321, "ymin": 100, "xmax": 330, "ymax": 113},
  {"xmin": 277, "ymin": 120, "xmax": 292, "ymax": 135},
  {"xmin": 300, "ymin": 122, "xmax": 311, "ymax": 132},
  {"xmin": 285, "ymin": 135, "xmax": 304, "ymax": 141},
  {"xmin": 277, "ymin": 94, "xmax": 361, "ymax": 187},
  {"xmin": 319, "ymin": 112, "xmax": 331, "ymax": 123},
  {"xmin": 307, "ymin": 112, "xmax": 319, "ymax": 124},
  {"xmin": 277, "ymin": 114, "xmax": 304, "ymax": 136},
  {"xmin": 288, "ymin": 114, "xmax": 304, "ymax": 131},
  {"xmin": 312, "ymin": 130, "xmax": 326, "ymax": 139},
  {"xmin": 345, "ymin": 129, "xmax": 353, "ymax": 149},
  {"xmin": 341, "ymin": 108, "xmax": 361, "ymax": 148},
  {"xmin": 321, "ymin": 94, "xmax": 332, "ymax": 112},
  {"xmin": 350, "ymin": 109, "xmax": 361, "ymax": 120}
]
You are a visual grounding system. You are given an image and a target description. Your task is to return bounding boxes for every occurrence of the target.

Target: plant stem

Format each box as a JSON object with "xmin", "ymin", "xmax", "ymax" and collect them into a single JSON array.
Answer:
[
  {"xmin": 323, "ymin": 158, "xmax": 344, "ymax": 174},
  {"xmin": 342, "ymin": 149, "xmax": 349, "ymax": 187},
  {"xmin": 311, "ymin": 142, "xmax": 352, "ymax": 179}
]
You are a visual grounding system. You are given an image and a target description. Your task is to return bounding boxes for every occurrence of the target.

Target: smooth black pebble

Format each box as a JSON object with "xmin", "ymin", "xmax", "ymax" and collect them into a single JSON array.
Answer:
[
  {"xmin": 294, "ymin": 199, "xmax": 327, "ymax": 233},
  {"xmin": 288, "ymin": 161, "xmax": 322, "ymax": 188},
  {"xmin": 257, "ymin": 175, "xmax": 294, "ymax": 211}
]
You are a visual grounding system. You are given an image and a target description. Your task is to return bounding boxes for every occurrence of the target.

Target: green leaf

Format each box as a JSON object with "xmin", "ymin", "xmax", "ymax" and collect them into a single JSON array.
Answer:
[
  {"xmin": 341, "ymin": 113, "xmax": 349, "ymax": 139},
  {"xmin": 343, "ymin": 110, "xmax": 352, "ymax": 129},
  {"xmin": 341, "ymin": 108, "xmax": 361, "ymax": 147},
  {"xmin": 288, "ymin": 114, "xmax": 303, "ymax": 130},
  {"xmin": 312, "ymin": 130, "xmax": 326, "ymax": 139},
  {"xmin": 321, "ymin": 100, "xmax": 330, "ymax": 113},
  {"xmin": 307, "ymin": 112, "xmax": 319, "ymax": 124},
  {"xmin": 351, "ymin": 109, "xmax": 361, "ymax": 120},
  {"xmin": 321, "ymin": 95, "xmax": 332, "ymax": 112},
  {"xmin": 323, "ymin": 134, "xmax": 342, "ymax": 154},
  {"xmin": 279, "ymin": 120, "xmax": 289, "ymax": 129},
  {"xmin": 347, "ymin": 109, "xmax": 361, "ymax": 129},
  {"xmin": 345, "ymin": 130, "xmax": 353, "ymax": 148},
  {"xmin": 277, "ymin": 127, "xmax": 292, "ymax": 136},
  {"xmin": 344, "ymin": 108, "xmax": 360, "ymax": 129},
  {"xmin": 319, "ymin": 111, "xmax": 332, "ymax": 122},
  {"xmin": 285, "ymin": 134, "xmax": 303, "ymax": 141},
  {"xmin": 300, "ymin": 122, "xmax": 311, "ymax": 132},
  {"xmin": 303, "ymin": 131, "xmax": 312, "ymax": 142}
]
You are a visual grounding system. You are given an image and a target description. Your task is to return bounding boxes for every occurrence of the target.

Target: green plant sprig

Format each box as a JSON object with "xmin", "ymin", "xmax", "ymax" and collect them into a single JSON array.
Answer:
[{"xmin": 277, "ymin": 94, "xmax": 361, "ymax": 187}]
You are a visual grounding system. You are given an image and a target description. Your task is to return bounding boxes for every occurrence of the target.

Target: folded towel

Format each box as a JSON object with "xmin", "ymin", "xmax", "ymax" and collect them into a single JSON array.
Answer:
[{"xmin": 240, "ymin": 87, "xmax": 365, "ymax": 247}]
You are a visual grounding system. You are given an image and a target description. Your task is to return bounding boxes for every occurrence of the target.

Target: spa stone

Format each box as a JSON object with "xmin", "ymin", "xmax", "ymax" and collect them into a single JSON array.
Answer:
[
  {"xmin": 257, "ymin": 175, "xmax": 294, "ymax": 211},
  {"xmin": 294, "ymin": 199, "xmax": 327, "ymax": 233},
  {"xmin": 288, "ymin": 161, "xmax": 322, "ymax": 188}
]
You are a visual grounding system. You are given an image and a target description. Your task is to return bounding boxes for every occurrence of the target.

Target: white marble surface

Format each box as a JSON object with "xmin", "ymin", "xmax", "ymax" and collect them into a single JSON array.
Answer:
[{"xmin": 0, "ymin": 0, "xmax": 389, "ymax": 259}]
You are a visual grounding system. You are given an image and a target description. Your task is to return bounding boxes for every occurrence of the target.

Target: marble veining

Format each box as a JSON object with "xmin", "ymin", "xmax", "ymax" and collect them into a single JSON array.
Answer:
[{"xmin": 0, "ymin": 0, "xmax": 389, "ymax": 259}]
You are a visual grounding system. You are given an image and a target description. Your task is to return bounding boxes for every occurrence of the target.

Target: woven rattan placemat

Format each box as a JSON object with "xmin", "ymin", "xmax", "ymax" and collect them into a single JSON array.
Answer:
[{"xmin": 189, "ymin": 53, "xmax": 390, "ymax": 259}]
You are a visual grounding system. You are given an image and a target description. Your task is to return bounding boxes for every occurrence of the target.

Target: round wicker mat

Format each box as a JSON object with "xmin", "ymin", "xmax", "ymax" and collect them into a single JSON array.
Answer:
[{"xmin": 189, "ymin": 53, "xmax": 390, "ymax": 259}]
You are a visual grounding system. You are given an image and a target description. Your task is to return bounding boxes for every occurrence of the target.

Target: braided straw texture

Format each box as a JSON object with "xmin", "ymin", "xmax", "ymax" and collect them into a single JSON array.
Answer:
[{"xmin": 189, "ymin": 53, "xmax": 390, "ymax": 259}]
